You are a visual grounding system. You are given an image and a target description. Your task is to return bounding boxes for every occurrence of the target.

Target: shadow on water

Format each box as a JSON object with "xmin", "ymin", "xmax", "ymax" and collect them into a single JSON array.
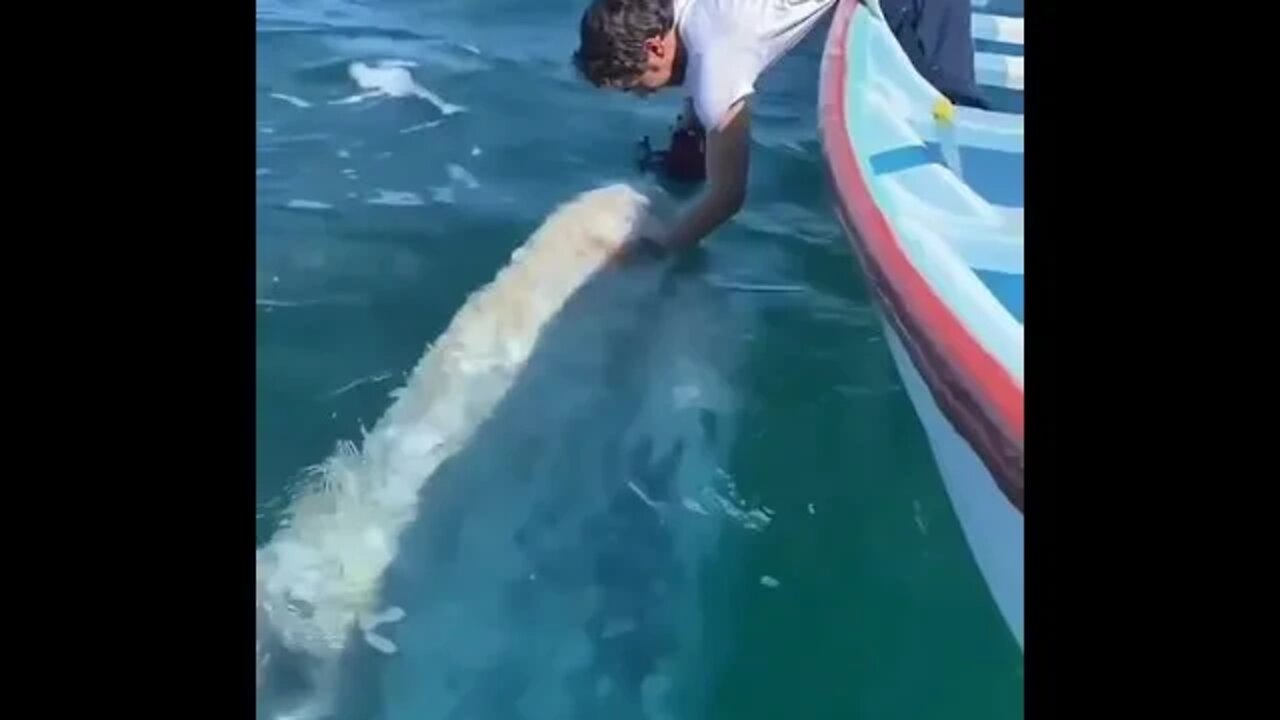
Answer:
[{"xmin": 308, "ymin": 251, "xmax": 748, "ymax": 720}]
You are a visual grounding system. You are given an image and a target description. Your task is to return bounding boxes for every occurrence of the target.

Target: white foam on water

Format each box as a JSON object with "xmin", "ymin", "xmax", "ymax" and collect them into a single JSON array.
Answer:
[
  {"xmin": 257, "ymin": 298, "xmax": 302, "ymax": 308},
  {"xmin": 760, "ymin": 575, "xmax": 781, "ymax": 588},
  {"xmin": 286, "ymin": 199, "xmax": 333, "ymax": 211},
  {"xmin": 256, "ymin": 184, "xmax": 659, "ymax": 712},
  {"xmin": 701, "ymin": 482, "xmax": 772, "ymax": 531},
  {"xmin": 362, "ymin": 631, "xmax": 397, "ymax": 655},
  {"xmin": 361, "ymin": 605, "xmax": 406, "ymax": 629},
  {"xmin": 627, "ymin": 480, "xmax": 662, "ymax": 511},
  {"xmin": 431, "ymin": 186, "xmax": 455, "ymax": 204},
  {"xmin": 401, "ymin": 120, "xmax": 443, "ymax": 134},
  {"xmin": 708, "ymin": 280, "xmax": 807, "ymax": 294},
  {"xmin": 471, "ymin": 146, "xmax": 482, "ymax": 157},
  {"xmin": 681, "ymin": 497, "xmax": 710, "ymax": 516},
  {"xmin": 343, "ymin": 61, "xmax": 466, "ymax": 116},
  {"xmin": 337, "ymin": 149, "xmax": 351, "ymax": 159},
  {"xmin": 257, "ymin": 168, "xmax": 271, "ymax": 177},
  {"xmin": 270, "ymin": 93, "xmax": 312, "ymax": 109},
  {"xmin": 325, "ymin": 372, "xmax": 393, "ymax": 400},
  {"xmin": 330, "ymin": 91, "xmax": 379, "ymax": 106},
  {"xmin": 366, "ymin": 190, "xmax": 424, "ymax": 207},
  {"xmin": 446, "ymin": 163, "xmax": 480, "ymax": 189},
  {"xmin": 256, "ymin": 296, "xmax": 362, "ymax": 310}
]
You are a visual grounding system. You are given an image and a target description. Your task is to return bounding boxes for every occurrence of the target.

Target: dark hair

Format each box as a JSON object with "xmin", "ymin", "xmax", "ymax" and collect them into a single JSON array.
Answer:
[{"xmin": 572, "ymin": 0, "xmax": 675, "ymax": 88}]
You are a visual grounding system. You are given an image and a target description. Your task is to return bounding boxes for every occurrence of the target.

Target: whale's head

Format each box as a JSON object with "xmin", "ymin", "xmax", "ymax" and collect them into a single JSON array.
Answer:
[{"xmin": 527, "ymin": 183, "xmax": 668, "ymax": 263}]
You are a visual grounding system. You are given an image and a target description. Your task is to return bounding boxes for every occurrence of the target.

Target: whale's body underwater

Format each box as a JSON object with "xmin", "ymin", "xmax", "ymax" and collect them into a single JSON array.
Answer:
[{"xmin": 256, "ymin": 184, "xmax": 671, "ymax": 716}]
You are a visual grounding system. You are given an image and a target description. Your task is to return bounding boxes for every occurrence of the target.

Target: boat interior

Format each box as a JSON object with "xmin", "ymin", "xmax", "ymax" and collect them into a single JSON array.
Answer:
[{"xmin": 857, "ymin": 0, "xmax": 1025, "ymax": 326}]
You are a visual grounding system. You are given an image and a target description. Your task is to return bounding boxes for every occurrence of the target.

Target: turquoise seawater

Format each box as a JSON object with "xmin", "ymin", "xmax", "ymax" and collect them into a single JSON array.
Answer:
[{"xmin": 255, "ymin": 1, "xmax": 1023, "ymax": 718}]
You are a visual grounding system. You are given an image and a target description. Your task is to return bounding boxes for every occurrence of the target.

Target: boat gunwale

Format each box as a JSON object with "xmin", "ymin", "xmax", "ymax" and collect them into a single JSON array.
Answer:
[{"xmin": 818, "ymin": 0, "xmax": 1023, "ymax": 512}]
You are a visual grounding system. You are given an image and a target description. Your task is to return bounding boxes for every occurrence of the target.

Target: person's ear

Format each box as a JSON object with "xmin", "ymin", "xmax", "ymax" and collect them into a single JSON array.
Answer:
[{"xmin": 644, "ymin": 35, "xmax": 666, "ymax": 58}]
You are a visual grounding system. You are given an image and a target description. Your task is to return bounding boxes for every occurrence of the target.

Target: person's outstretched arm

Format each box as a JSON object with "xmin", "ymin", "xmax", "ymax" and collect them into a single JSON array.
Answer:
[{"xmin": 661, "ymin": 98, "xmax": 750, "ymax": 251}]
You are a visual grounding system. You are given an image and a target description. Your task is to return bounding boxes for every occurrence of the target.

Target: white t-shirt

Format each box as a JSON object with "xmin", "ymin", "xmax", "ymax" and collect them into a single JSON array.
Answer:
[{"xmin": 673, "ymin": 0, "xmax": 837, "ymax": 130}]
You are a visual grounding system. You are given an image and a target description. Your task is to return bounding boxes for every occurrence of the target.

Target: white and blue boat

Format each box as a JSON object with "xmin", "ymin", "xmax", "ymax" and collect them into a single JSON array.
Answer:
[{"xmin": 818, "ymin": 0, "xmax": 1024, "ymax": 649}]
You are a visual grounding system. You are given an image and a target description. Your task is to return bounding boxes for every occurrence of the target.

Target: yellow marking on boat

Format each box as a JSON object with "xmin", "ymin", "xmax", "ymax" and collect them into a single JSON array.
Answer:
[
  {"xmin": 932, "ymin": 97, "xmax": 955, "ymax": 125},
  {"xmin": 933, "ymin": 97, "xmax": 962, "ymax": 176}
]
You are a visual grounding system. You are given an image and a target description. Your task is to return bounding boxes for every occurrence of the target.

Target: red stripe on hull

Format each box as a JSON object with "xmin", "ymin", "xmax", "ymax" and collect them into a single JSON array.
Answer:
[{"xmin": 818, "ymin": 0, "xmax": 1023, "ymax": 511}]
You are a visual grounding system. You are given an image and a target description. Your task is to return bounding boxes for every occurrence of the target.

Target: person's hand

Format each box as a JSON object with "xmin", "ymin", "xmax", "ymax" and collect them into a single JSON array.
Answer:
[{"xmin": 608, "ymin": 235, "xmax": 669, "ymax": 267}]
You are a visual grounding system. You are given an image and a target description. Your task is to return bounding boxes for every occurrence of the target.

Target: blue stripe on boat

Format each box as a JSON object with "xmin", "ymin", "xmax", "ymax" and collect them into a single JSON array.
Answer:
[
  {"xmin": 974, "ymin": 38, "xmax": 1024, "ymax": 58},
  {"xmin": 870, "ymin": 142, "xmax": 1022, "ymax": 212},
  {"xmin": 982, "ymin": 87, "xmax": 1024, "ymax": 115},
  {"xmin": 868, "ymin": 144, "xmax": 939, "ymax": 176},
  {"xmin": 975, "ymin": 269, "xmax": 1024, "ymax": 322},
  {"xmin": 921, "ymin": 143, "xmax": 1024, "ymax": 208}
]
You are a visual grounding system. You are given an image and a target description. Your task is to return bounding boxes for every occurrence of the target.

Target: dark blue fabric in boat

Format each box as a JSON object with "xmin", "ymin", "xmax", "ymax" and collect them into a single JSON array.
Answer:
[{"xmin": 879, "ymin": 0, "xmax": 989, "ymax": 109}]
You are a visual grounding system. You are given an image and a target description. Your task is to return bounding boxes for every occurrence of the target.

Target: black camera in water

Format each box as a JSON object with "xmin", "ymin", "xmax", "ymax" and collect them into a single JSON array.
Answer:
[{"xmin": 635, "ymin": 119, "xmax": 706, "ymax": 184}]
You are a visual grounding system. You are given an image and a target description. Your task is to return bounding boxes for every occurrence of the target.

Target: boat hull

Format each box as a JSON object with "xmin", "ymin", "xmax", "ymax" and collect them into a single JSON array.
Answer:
[
  {"xmin": 819, "ymin": 0, "xmax": 1024, "ymax": 649},
  {"xmin": 881, "ymin": 319, "xmax": 1023, "ymax": 647}
]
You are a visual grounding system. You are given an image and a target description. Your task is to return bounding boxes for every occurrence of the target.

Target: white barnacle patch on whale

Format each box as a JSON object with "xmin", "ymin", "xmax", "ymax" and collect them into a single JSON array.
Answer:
[{"xmin": 256, "ymin": 184, "xmax": 659, "ymax": 708}]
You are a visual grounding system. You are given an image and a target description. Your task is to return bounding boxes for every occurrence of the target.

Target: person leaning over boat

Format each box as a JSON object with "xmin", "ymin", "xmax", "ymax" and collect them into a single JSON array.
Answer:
[{"xmin": 572, "ymin": 0, "xmax": 986, "ymax": 256}]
